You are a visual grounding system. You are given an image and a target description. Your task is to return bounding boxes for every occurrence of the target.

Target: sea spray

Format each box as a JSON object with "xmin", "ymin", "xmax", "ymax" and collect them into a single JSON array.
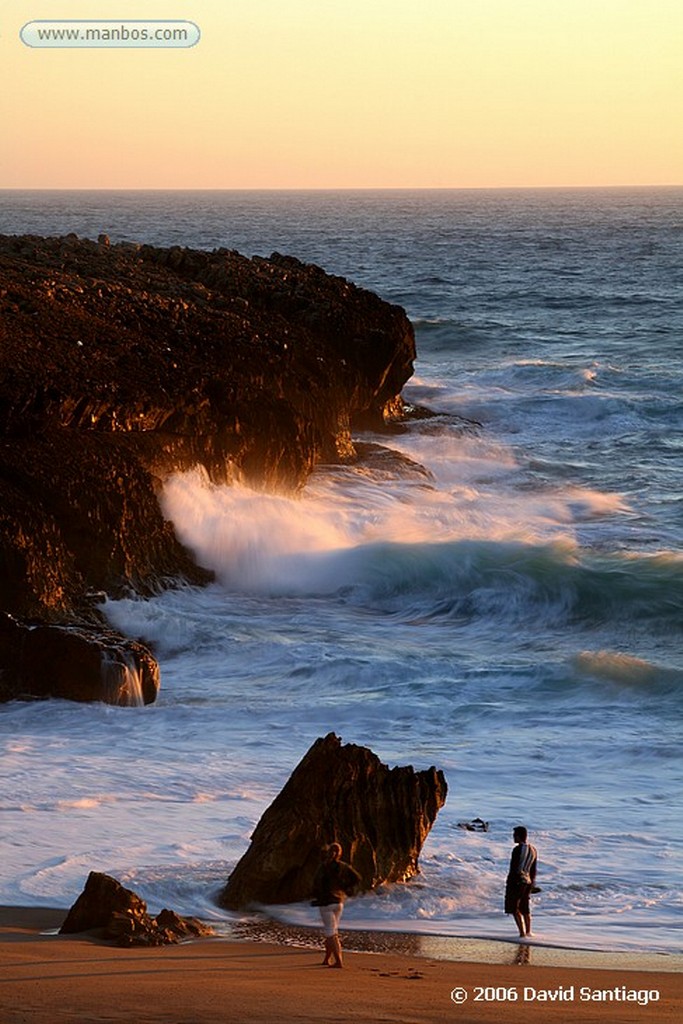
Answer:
[{"xmin": 161, "ymin": 470, "xmax": 683, "ymax": 630}]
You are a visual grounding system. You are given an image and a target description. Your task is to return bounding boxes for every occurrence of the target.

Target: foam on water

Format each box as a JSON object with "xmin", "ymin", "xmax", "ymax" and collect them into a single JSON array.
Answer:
[
  {"xmin": 162, "ymin": 403, "xmax": 628, "ymax": 572},
  {"xmin": 160, "ymin": 460, "xmax": 681, "ymax": 633}
]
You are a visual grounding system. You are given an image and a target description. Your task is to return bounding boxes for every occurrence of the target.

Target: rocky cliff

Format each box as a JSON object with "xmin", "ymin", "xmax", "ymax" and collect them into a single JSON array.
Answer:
[{"xmin": 0, "ymin": 234, "xmax": 415, "ymax": 702}]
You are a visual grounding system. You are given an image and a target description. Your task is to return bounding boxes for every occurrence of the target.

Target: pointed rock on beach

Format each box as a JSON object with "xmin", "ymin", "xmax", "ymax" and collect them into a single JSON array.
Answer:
[{"xmin": 219, "ymin": 732, "xmax": 448, "ymax": 909}]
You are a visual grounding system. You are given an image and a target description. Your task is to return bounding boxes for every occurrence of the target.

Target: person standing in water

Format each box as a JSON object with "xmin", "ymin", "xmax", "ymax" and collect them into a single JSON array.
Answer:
[
  {"xmin": 505, "ymin": 825, "xmax": 538, "ymax": 938},
  {"xmin": 311, "ymin": 842, "xmax": 361, "ymax": 968}
]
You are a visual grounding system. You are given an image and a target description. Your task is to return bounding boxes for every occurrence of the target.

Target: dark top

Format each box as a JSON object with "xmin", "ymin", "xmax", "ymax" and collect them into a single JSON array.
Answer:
[
  {"xmin": 312, "ymin": 859, "xmax": 361, "ymax": 906},
  {"xmin": 504, "ymin": 842, "xmax": 538, "ymax": 914},
  {"xmin": 507, "ymin": 842, "xmax": 538, "ymax": 885}
]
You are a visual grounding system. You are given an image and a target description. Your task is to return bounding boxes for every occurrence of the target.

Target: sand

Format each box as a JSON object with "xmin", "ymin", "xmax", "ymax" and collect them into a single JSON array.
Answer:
[{"xmin": 0, "ymin": 907, "xmax": 681, "ymax": 1024}]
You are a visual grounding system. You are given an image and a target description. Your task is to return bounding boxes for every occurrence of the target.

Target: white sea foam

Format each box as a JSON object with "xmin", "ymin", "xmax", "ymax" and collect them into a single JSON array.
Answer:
[{"xmin": 160, "ymin": 419, "xmax": 633, "ymax": 602}]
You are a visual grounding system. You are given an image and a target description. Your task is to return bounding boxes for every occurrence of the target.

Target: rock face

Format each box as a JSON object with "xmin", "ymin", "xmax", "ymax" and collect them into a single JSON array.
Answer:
[
  {"xmin": 59, "ymin": 871, "xmax": 213, "ymax": 946},
  {"xmin": 219, "ymin": 733, "xmax": 447, "ymax": 910},
  {"xmin": 0, "ymin": 234, "xmax": 415, "ymax": 703},
  {"xmin": 0, "ymin": 614, "xmax": 159, "ymax": 705}
]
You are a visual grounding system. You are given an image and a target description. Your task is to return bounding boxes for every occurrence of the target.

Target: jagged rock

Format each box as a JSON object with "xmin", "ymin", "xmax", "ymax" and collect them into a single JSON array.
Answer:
[
  {"xmin": 353, "ymin": 441, "xmax": 433, "ymax": 481},
  {"xmin": 0, "ymin": 614, "xmax": 158, "ymax": 705},
  {"xmin": 59, "ymin": 871, "xmax": 213, "ymax": 946},
  {"xmin": 60, "ymin": 872, "xmax": 147, "ymax": 934},
  {"xmin": 155, "ymin": 908, "xmax": 212, "ymax": 942},
  {"xmin": 105, "ymin": 907, "xmax": 212, "ymax": 947},
  {"xmin": 0, "ymin": 235, "xmax": 415, "ymax": 674},
  {"xmin": 219, "ymin": 732, "xmax": 447, "ymax": 909}
]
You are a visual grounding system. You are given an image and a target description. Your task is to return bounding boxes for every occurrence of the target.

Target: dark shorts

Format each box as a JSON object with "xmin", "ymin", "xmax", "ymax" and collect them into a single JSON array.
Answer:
[{"xmin": 505, "ymin": 881, "xmax": 532, "ymax": 916}]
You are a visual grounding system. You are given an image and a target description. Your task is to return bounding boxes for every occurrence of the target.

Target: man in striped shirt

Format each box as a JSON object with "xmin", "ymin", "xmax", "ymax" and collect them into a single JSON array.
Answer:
[{"xmin": 505, "ymin": 825, "xmax": 538, "ymax": 938}]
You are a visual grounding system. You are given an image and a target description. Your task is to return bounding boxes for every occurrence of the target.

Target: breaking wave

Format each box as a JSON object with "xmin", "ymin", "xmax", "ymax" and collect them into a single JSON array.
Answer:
[
  {"xmin": 161, "ymin": 471, "xmax": 682, "ymax": 629},
  {"xmin": 336, "ymin": 542, "xmax": 683, "ymax": 627}
]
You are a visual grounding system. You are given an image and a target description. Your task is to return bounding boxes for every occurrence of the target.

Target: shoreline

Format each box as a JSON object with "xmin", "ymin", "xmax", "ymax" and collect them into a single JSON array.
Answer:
[
  {"xmin": 3, "ymin": 905, "xmax": 681, "ymax": 974},
  {"xmin": 2, "ymin": 906, "xmax": 681, "ymax": 1024},
  {"xmin": 229, "ymin": 915, "xmax": 683, "ymax": 974}
]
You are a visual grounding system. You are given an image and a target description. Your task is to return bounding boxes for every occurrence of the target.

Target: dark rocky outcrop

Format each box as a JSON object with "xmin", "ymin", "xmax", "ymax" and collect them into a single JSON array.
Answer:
[
  {"xmin": 0, "ymin": 614, "xmax": 158, "ymax": 704},
  {"xmin": 219, "ymin": 733, "xmax": 447, "ymax": 909},
  {"xmin": 60, "ymin": 871, "xmax": 213, "ymax": 946},
  {"xmin": 0, "ymin": 234, "xmax": 415, "ymax": 703}
]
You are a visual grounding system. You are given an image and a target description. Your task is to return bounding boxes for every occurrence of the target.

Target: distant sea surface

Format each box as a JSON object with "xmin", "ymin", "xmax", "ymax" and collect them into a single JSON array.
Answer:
[{"xmin": 1, "ymin": 188, "xmax": 682, "ymax": 955}]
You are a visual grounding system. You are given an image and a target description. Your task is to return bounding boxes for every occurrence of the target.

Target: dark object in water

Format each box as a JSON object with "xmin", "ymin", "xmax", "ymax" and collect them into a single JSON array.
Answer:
[{"xmin": 457, "ymin": 817, "xmax": 489, "ymax": 832}]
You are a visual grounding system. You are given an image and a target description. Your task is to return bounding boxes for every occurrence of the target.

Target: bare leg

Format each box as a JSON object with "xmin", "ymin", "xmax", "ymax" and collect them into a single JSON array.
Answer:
[
  {"xmin": 331, "ymin": 934, "xmax": 343, "ymax": 967},
  {"xmin": 322, "ymin": 936, "xmax": 334, "ymax": 965},
  {"xmin": 523, "ymin": 912, "xmax": 532, "ymax": 936},
  {"xmin": 513, "ymin": 910, "xmax": 526, "ymax": 938}
]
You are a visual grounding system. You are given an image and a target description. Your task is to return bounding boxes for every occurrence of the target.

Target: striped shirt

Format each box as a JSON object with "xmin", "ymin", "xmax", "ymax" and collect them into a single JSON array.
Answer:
[{"xmin": 510, "ymin": 842, "xmax": 537, "ymax": 885}]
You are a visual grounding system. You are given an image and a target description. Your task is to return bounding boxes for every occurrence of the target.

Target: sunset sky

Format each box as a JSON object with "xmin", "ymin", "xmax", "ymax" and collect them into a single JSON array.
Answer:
[{"xmin": 2, "ymin": 0, "xmax": 681, "ymax": 189}]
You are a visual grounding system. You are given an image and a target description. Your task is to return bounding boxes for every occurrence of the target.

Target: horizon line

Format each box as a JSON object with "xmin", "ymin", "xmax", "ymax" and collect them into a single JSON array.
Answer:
[{"xmin": 1, "ymin": 183, "xmax": 682, "ymax": 193}]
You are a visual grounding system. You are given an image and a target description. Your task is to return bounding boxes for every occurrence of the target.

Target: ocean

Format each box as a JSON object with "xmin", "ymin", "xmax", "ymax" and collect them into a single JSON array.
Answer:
[{"xmin": 1, "ymin": 188, "xmax": 681, "ymax": 955}]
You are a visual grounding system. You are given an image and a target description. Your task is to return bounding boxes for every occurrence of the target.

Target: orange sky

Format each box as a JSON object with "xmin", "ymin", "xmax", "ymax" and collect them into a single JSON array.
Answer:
[{"xmin": 2, "ymin": 0, "xmax": 681, "ymax": 188}]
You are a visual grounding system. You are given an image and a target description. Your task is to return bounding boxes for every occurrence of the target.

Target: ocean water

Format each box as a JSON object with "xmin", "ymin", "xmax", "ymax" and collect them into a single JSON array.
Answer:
[{"xmin": 1, "ymin": 188, "xmax": 682, "ymax": 955}]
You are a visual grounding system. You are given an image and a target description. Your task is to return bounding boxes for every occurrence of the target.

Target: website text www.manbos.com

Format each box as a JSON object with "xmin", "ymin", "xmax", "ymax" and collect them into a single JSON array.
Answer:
[{"xmin": 21, "ymin": 21, "xmax": 200, "ymax": 48}]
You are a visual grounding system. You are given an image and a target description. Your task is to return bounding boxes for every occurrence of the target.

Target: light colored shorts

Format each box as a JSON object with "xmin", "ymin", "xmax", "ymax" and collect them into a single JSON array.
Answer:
[{"xmin": 319, "ymin": 903, "xmax": 343, "ymax": 937}]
